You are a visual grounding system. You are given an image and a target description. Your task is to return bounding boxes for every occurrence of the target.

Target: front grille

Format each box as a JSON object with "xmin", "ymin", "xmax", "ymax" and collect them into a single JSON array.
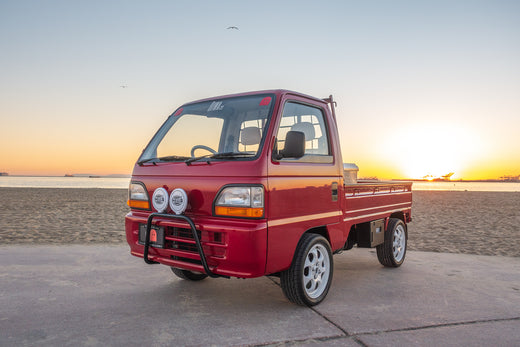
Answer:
[
  {"xmin": 163, "ymin": 225, "xmax": 226, "ymax": 266},
  {"xmin": 139, "ymin": 216, "xmax": 227, "ymax": 269},
  {"xmin": 138, "ymin": 214, "xmax": 228, "ymax": 276},
  {"xmin": 166, "ymin": 226, "xmax": 202, "ymax": 252},
  {"xmin": 171, "ymin": 226, "xmax": 201, "ymax": 240}
]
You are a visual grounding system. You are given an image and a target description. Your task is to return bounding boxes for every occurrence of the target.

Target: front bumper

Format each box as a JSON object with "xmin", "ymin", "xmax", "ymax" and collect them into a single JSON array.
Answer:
[{"xmin": 125, "ymin": 211, "xmax": 268, "ymax": 278}]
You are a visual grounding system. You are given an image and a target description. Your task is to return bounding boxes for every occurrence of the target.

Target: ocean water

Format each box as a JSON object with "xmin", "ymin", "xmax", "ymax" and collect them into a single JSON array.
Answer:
[
  {"xmin": 0, "ymin": 176, "xmax": 519, "ymax": 192},
  {"xmin": 0, "ymin": 176, "xmax": 130, "ymax": 189},
  {"xmin": 410, "ymin": 181, "xmax": 520, "ymax": 192}
]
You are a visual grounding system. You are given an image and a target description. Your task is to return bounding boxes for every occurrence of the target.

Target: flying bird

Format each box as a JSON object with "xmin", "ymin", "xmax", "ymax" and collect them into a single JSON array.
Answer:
[{"xmin": 227, "ymin": 26, "xmax": 239, "ymax": 30}]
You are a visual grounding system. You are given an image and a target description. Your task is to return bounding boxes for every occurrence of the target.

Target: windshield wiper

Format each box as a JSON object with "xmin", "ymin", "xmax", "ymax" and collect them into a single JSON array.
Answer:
[
  {"xmin": 159, "ymin": 155, "xmax": 191, "ymax": 161},
  {"xmin": 185, "ymin": 152, "xmax": 255, "ymax": 165},
  {"xmin": 138, "ymin": 155, "xmax": 190, "ymax": 166}
]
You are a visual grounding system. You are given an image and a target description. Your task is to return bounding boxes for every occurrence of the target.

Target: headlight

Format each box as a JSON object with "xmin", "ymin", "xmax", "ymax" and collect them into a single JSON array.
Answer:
[
  {"xmin": 127, "ymin": 182, "xmax": 150, "ymax": 210},
  {"xmin": 214, "ymin": 186, "xmax": 264, "ymax": 218}
]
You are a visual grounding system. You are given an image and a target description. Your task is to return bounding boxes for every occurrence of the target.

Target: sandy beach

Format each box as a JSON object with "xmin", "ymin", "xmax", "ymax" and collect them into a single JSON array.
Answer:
[
  {"xmin": 0, "ymin": 188, "xmax": 518, "ymax": 257},
  {"xmin": 410, "ymin": 191, "xmax": 520, "ymax": 257}
]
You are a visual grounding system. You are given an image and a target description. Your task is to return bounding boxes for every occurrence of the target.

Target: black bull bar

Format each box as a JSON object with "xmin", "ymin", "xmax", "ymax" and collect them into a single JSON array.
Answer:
[{"xmin": 143, "ymin": 213, "xmax": 226, "ymax": 278}]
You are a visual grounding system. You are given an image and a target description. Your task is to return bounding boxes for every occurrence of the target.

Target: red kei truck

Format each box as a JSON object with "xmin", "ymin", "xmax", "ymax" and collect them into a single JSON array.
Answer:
[{"xmin": 125, "ymin": 90, "xmax": 412, "ymax": 306}]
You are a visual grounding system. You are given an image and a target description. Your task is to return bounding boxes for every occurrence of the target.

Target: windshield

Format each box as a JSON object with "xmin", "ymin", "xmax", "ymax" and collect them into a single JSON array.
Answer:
[{"xmin": 139, "ymin": 94, "xmax": 275, "ymax": 163}]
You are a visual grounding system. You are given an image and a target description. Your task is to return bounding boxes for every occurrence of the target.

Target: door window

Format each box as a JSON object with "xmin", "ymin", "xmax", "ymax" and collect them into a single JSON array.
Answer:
[{"xmin": 275, "ymin": 102, "xmax": 332, "ymax": 162}]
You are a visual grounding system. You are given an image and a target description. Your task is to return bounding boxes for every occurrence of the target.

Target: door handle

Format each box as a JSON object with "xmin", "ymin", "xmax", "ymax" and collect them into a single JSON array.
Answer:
[{"xmin": 331, "ymin": 182, "xmax": 338, "ymax": 201}]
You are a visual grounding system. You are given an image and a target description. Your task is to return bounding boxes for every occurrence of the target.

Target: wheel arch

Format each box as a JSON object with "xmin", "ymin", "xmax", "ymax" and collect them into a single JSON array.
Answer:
[
  {"xmin": 390, "ymin": 211, "xmax": 412, "ymax": 224},
  {"xmin": 303, "ymin": 225, "xmax": 331, "ymax": 244},
  {"xmin": 389, "ymin": 211, "xmax": 405, "ymax": 223}
]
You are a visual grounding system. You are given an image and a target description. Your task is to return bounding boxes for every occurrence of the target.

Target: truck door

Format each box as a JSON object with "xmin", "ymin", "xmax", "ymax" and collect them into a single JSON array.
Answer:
[{"xmin": 266, "ymin": 97, "xmax": 342, "ymax": 274}]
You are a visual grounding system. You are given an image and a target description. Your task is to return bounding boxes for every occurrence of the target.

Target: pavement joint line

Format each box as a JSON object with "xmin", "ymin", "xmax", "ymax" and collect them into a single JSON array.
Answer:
[
  {"xmin": 352, "ymin": 336, "xmax": 370, "ymax": 347},
  {"xmin": 309, "ymin": 306, "xmax": 350, "ymax": 337},
  {"xmin": 266, "ymin": 277, "xmax": 351, "ymax": 337},
  {"xmin": 265, "ymin": 277, "xmax": 348, "ymax": 333},
  {"xmin": 263, "ymin": 276, "xmax": 352, "ymax": 346},
  {"xmin": 256, "ymin": 279, "xmax": 520, "ymax": 346},
  {"xmin": 353, "ymin": 316, "xmax": 520, "ymax": 337},
  {"xmin": 248, "ymin": 334, "xmax": 353, "ymax": 347},
  {"xmin": 248, "ymin": 317, "xmax": 520, "ymax": 347}
]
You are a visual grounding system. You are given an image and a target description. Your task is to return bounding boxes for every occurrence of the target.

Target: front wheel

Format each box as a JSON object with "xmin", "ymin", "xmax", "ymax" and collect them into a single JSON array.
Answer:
[
  {"xmin": 280, "ymin": 234, "xmax": 333, "ymax": 306},
  {"xmin": 171, "ymin": 267, "xmax": 208, "ymax": 281},
  {"xmin": 376, "ymin": 218, "xmax": 407, "ymax": 267}
]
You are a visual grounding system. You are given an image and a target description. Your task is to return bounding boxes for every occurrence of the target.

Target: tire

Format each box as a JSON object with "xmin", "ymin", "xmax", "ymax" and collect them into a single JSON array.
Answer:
[
  {"xmin": 376, "ymin": 218, "xmax": 407, "ymax": 267},
  {"xmin": 171, "ymin": 267, "xmax": 208, "ymax": 281},
  {"xmin": 280, "ymin": 233, "xmax": 333, "ymax": 306}
]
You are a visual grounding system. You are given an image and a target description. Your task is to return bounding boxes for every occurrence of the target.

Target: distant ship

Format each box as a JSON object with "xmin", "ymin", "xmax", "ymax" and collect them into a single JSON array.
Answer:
[
  {"xmin": 433, "ymin": 172, "xmax": 455, "ymax": 181},
  {"xmin": 64, "ymin": 174, "xmax": 74, "ymax": 177},
  {"xmin": 423, "ymin": 173, "xmax": 455, "ymax": 182},
  {"xmin": 0, "ymin": 172, "xmax": 8, "ymax": 176}
]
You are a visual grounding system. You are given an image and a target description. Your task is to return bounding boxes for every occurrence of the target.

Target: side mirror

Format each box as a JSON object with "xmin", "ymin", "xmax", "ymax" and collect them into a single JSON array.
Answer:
[{"xmin": 281, "ymin": 131, "xmax": 305, "ymax": 159}]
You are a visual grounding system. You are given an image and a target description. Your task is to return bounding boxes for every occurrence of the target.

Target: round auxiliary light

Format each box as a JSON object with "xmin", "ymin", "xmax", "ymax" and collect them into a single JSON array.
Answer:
[
  {"xmin": 152, "ymin": 187, "xmax": 169, "ymax": 213},
  {"xmin": 169, "ymin": 188, "xmax": 188, "ymax": 215}
]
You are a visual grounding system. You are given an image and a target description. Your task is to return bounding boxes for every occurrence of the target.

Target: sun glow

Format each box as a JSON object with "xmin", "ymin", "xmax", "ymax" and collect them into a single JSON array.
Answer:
[{"xmin": 386, "ymin": 123, "xmax": 482, "ymax": 180}]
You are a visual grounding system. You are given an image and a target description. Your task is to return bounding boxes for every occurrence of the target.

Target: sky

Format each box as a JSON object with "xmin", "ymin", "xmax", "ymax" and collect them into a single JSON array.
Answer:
[{"xmin": 1, "ymin": 0, "xmax": 519, "ymax": 179}]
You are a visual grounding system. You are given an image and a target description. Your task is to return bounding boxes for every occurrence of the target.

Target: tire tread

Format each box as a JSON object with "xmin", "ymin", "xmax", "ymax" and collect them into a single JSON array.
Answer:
[{"xmin": 171, "ymin": 267, "xmax": 208, "ymax": 281}]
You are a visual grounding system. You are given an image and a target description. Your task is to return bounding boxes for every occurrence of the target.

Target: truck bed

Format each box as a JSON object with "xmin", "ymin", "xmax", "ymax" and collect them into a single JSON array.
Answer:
[{"xmin": 343, "ymin": 181, "xmax": 413, "ymax": 224}]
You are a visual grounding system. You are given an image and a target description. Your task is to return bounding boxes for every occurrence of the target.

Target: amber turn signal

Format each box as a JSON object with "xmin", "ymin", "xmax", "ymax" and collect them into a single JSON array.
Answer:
[
  {"xmin": 127, "ymin": 199, "xmax": 150, "ymax": 210},
  {"xmin": 214, "ymin": 206, "xmax": 264, "ymax": 218}
]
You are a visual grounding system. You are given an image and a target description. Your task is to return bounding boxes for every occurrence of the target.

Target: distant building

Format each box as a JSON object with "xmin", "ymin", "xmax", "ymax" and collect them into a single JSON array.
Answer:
[{"xmin": 500, "ymin": 175, "xmax": 520, "ymax": 182}]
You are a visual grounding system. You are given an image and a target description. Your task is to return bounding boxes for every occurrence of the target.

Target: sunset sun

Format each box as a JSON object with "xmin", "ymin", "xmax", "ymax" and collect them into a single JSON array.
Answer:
[{"xmin": 389, "ymin": 124, "xmax": 481, "ymax": 180}]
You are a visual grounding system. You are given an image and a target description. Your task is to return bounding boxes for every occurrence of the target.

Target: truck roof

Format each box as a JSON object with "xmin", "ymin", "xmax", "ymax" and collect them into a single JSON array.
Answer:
[{"xmin": 182, "ymin": 89, "xmax": 329, "ymax": 107}]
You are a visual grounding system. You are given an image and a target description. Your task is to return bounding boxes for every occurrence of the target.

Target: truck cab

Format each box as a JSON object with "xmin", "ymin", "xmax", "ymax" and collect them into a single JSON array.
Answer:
[{"xmin": 126, "ymin": 90, "xmax": 412, "ymax": 306}]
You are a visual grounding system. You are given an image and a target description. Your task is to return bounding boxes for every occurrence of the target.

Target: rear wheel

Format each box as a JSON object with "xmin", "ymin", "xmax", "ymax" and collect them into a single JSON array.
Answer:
[
  {"xmin": 171, "ymin": 267, "xmax": 208, "ymax": 281},
  {"xmin": 280, "ymin": 234, "xmax": 333, "ymax": 306},
  {"xmin": 377, "ymin": 218, "xmax": 407, "ymax": 267}
]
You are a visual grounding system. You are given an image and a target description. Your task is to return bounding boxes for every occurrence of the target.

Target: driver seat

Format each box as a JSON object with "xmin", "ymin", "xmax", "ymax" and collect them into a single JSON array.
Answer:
[{"xmin": 240, "ymin": 127, "xmax": 261, "ymax": 146}]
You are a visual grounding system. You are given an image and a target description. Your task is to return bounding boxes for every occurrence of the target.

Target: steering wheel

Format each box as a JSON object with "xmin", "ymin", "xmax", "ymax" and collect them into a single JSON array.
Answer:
[{"xmin": 190, "ymin": 145, "xmax": 217, "ymax": 157}]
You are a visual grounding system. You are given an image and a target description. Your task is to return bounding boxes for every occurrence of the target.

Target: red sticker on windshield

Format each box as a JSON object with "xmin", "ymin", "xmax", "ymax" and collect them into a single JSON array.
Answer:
[
  {"xmin": 173, "ymin": 108, "xmax": 183, "ymax": 116},
  {"xmin": 259, "ymin": 97, "xmax": 271, "ymax": 106}
]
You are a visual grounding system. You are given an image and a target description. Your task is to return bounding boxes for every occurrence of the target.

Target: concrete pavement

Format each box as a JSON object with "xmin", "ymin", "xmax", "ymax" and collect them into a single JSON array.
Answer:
[{"xmin": 1, "ymin": 245, "xmax": 519, "ymax": 346}]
